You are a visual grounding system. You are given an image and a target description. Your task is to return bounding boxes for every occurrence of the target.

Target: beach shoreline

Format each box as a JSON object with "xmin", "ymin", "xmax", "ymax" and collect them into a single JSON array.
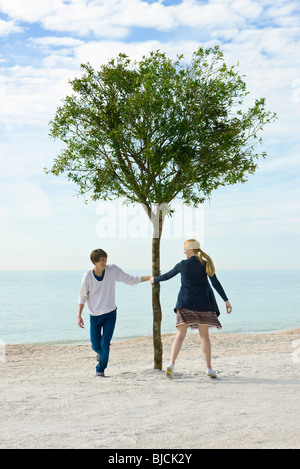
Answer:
[
  {"xmin": 1, "ymin": 328, "xmax": 299, "ymax": 449},
  {"xmin": 3, "ymin": 325, "xmax": 298, "ymax": 347}
]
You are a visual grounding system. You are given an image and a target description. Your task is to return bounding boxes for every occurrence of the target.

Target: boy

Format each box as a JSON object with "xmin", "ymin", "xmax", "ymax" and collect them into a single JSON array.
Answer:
[{"xmin": 77, "ymin": 249, "xmax": 150, "ymax": 376}]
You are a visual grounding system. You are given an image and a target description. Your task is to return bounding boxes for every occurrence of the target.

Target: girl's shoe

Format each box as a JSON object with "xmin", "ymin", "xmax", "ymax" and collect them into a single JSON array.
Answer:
[
  {"xmin": 206, "ymin": 368, "xmax": 217, "ymax": 379},
  {"xmin": 96, "ymin": 372, "xmax": 105, "ymax": 377},
  {"xmin": 166, "ymin": 363, "xmax": 174, "ymax": 380}
]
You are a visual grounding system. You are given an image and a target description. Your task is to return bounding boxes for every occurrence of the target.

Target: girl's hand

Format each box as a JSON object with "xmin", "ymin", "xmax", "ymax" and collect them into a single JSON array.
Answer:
[
  {"xmin": 150, "ymin": 276, "xmax": 154, "ymax": 284},
  {"xmin": 225, "ymin": 300, "xmax": 232, "ymax": 314}
]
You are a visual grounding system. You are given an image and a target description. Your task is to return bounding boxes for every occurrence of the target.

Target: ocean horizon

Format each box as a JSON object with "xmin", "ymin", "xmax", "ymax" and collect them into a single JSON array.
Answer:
[{"xmin": 0, "ymin": 269, "xmax": 299, "ymax": 345}]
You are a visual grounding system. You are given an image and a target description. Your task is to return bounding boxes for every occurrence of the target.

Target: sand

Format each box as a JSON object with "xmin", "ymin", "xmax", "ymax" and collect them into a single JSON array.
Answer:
[{"xmin": 0, "ymin": 329, "xmax": 299, "ymax": 450}]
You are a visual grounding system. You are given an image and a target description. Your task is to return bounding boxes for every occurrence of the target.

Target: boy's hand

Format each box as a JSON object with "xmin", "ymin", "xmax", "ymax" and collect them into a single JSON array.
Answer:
[
  {"xmin": 77, "ymin": 315, "xmax": 84, "ymax": 328},
  {"xmin": 141, "ymin": 275, "xmax": 151, "ymax": 282}
]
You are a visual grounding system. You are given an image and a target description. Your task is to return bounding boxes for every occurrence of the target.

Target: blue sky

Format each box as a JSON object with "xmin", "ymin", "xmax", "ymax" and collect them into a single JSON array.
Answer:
[{"xmin": 0, "ymin": 0, "xmax": 299, "ymax": 271}]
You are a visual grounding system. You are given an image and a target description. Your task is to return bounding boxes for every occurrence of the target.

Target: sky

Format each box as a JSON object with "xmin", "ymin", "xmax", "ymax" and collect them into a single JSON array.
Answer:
[{"xmin": 0, "ymin": 0, "xmax": 299, "ymax": 271}]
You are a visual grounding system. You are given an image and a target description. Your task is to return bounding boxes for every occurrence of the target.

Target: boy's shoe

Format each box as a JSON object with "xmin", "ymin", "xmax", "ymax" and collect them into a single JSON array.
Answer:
[
  {"xmin": 206, "ymin": 368, "xmax": 217, "ymax": 379},
  {"xmin": 166, "ymin": 364, "xmax": 174, "ymax": 380},
  {"xmin": 95, "ymin": 372, "xmax": 105, "ymax": 377}
]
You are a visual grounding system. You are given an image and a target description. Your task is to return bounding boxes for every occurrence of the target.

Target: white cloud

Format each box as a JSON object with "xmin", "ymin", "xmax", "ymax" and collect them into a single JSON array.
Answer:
[
  {"xmin": 0, "ymin": 0, "xmax": 131, "ymax": 37},
  {"xmin": 0, "ymin": 0, "xmax": 59, "ymax": 23},
  {"xmin": 1, "ymin": 22, "xmax": 299, "ymax": 140},
  {"xmin": 112, "ymin": 0, "xmax": 178, "ymax": 30},
  {"xmin": 0, "ymin": 0, "xmax": 287, "ymax": 38},
  {"xmin": 30, "ymin": 36, "xmax": 84, "ymax": 48},
  {"xmin": 213, "ymin": 25, "xmax": 300, "ymax": 144},
  {"xmin": 0, "ymin": 65, "xmax": 77, "ymax": 128},
  {"xmin": 0, "ymin": 37, "xmax": 204, "ymax": 128},
  {"xmin": 0, "ymin": 17, "xmax": 23, "ymax": 36},
  {"xmin": 41, "ymin": 1, "xmax": 129, "ymax": 38},
  {"xmin": 28, "ymin": 36, "xmax": 85, "ymax": 68},
  {"xmin": 266, "ymin": 0, "xmax": 300, "ymax": 27},
  {"xmin": 171, "ymin": 0, "xmax": 244, "ymax": 29},
  {"xmin": 230, "ymin": 0, "xmax": 262, "ymax": 18},
  {"xmin": 75, "ymin": 38, "xmax": 200, "ymax": 67}
]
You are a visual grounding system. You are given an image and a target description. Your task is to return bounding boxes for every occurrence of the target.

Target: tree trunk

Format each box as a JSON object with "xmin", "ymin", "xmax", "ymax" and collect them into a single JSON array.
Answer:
[
  {"xmin": 152, "ymin": 236, "xmax": 162, "ymax": 369},
  {"xmin": 143, "ymin": 203, "xmax": 166, "ymax": 370},
  {"xmin": 151, "ymin": 208, "xmax": 164, "ymax": 370}
]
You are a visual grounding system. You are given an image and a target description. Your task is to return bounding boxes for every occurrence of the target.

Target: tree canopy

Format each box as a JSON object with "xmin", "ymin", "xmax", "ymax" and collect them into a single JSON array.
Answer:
[{"xmin": 47, "ymin": 46, "xmax": 276, "ymax": 215}]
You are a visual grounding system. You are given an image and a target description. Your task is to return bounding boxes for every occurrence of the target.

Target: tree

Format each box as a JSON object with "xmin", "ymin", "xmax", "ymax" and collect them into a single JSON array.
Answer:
[{"xmin": 46, "ymin": 46, "xmax": 276, "ymax": 369}]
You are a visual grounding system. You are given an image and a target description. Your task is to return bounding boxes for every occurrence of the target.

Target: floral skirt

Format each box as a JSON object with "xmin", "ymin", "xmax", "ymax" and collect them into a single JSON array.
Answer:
[{"xmin": 176, "ymin": 308, "xmax": 222, "ymax": 329}]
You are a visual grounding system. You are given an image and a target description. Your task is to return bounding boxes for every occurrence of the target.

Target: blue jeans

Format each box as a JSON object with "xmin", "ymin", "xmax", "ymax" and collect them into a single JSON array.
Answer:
[{"xmin": 90, "ymin": 310, "xmax": 117, "ymax": 373}]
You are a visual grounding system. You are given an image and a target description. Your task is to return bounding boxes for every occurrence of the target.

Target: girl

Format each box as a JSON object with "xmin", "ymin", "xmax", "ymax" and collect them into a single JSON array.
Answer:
[{"xmin": 150, "ymin": 239, "xmax": 232, "ymax": 379}]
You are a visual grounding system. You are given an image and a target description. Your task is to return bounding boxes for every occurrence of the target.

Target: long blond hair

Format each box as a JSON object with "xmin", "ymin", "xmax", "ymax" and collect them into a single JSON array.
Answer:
[{"xmin": 184, "ymin": 239, "xmax": 215, "ymax": 277}]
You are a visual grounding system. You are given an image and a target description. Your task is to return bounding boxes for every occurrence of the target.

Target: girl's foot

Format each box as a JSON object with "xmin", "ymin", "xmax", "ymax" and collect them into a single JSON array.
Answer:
[
  {"xmin": 166, "ymin": 363, "xmax": 174, "ymax": 380},
  {"xmin": 206, "ymin": 368, "xmax": 217, "ymax": 379}
]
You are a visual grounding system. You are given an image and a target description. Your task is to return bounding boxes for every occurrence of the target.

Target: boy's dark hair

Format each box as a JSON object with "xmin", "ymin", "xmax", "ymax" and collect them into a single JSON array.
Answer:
[{"xmin": 90, "ymin": 249, "xmax": 108, "ymax": 265}]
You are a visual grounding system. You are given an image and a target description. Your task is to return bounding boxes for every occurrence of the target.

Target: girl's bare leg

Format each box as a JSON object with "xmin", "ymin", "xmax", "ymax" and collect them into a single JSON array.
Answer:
[
  {"xmin": 198, "ymin": 325, "xmax": 212, "ymax": 370},
  {"xmin": 170, "ymin": 325, "xmax": 188, "ymax": 365}
]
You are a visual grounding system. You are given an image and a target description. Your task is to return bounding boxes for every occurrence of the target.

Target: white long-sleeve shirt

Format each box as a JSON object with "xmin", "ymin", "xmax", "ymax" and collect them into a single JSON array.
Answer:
[{"xmin": 79, "ymin": 264, "xmax": 141, "ymax": 316}]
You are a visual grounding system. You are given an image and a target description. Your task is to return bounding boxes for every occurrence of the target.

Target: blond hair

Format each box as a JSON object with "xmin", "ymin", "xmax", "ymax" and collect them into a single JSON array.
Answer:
[{"xmin": 184, "ymin": 239, "xmax": 215, "ymax": 277}]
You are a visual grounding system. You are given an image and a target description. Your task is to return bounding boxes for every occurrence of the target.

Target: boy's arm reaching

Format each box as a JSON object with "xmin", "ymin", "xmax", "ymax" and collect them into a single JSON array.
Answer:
[
  {"xmin": 115, "ymin": 265, "xmax": 149, "ymax": 285},
  {"xmin": 141, "ymin": 276, "xmax": 151, "ymax": 282}
]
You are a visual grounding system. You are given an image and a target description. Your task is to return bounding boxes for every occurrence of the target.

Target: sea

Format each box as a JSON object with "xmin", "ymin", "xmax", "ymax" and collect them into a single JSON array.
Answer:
[{"xmin": 0, "ymin": 270, "xmax": 299, "ymax": 345}]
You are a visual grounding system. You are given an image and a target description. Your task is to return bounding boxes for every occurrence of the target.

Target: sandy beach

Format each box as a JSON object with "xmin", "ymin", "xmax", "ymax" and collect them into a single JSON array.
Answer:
[{"xmin": 1, "ymin": 328, "xmax": 299, "ymax": 450}]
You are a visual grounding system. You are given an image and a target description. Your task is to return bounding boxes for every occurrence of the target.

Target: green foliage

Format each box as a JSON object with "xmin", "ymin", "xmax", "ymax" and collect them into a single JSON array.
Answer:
[{"xmin": 46, "ymin": 46, "xmax": 277, "ymax": 211}]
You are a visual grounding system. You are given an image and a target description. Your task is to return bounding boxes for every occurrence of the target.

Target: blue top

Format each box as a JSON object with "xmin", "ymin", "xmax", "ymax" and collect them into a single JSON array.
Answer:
[
  {"xmin": 93, "ymin": 270, "xmax": 105, "ymax": 281},
  {"xmin": 154, "ymin": 256, "xmax": 228, "ymax": 316}
]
